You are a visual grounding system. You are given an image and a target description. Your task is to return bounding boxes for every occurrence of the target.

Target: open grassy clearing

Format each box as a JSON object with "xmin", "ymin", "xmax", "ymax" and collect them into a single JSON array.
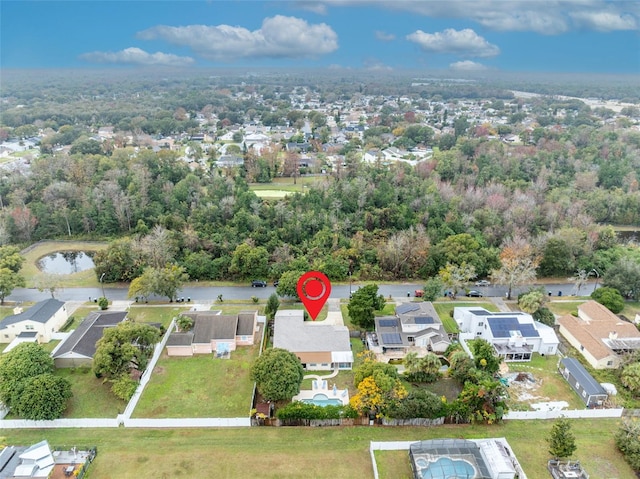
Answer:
[
  {"xmin": 20, "ymin": 241, "xmax": 108, "ymax": 287},
  {"xmin": 133, "ymin": 343, "xmax": 259, "ymax": 418},
  {"xmin": 126, "ymin": 305, "xmax": 189, "ymax": 328},
  {"xmin": 547, "ymin": 300, "xmax": 584, "ymax": 317},
  {"xmin": 2, "ymin": 419, "xmax": 634, "ymax": 479}
]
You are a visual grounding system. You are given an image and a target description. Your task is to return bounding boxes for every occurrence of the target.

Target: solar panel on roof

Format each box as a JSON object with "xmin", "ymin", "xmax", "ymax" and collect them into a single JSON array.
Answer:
[
  {"xmin": 381, "ymin": 333, "xmax": 403, "ymax": 344},
  {"xmin": 414, "ymin": 316, "xmax": 434, "ymax": 324},
  {"xmin": 379, "ymin": 319, "xmax": 398, "ymax": 328},
  {"xmin": 396, "ymin": 303, "xmax": 420, "ymax": 314}
]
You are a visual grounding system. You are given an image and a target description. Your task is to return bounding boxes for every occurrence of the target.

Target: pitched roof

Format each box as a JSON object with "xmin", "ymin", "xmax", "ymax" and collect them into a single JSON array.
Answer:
[
  {"xmin": 560, "ymin": 357, "xmax": 607, "ymax": 396},
  {"xmin": 0, "ymin": 299, "xmax": 65, "ymax": 329},
  {"xmin": 166, "ymin": 332, "xmax": 194, "ymax": 346},
  {"xmin": 557, "ymin": 300, "xmax": 640, "ymax": 360},
  {"xmin": 273, "ymin": 310, "xmax": 351, "ymax": 354},
  {"xmin": 53, "ymin": 311, "xmax": 127, "ymax": 359},
  {"xmin": 237, "ymin": 311, "xmax": 256, "ymax": 336}
]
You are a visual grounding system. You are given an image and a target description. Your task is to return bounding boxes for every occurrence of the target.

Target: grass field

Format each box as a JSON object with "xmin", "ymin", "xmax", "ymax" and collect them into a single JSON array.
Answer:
[
  {"xmin": 126, "ymin": 305, "xmax": 189, "ymax": 328},
  {"xmin": 133, "ymin": 344, "xmax": 259, "ymax": 418},
  {"xmin": 20, "ymin": 241, "xmax": 108, "ymax": 287},
  {"xmin": 57, "ymin": 368, "xmax": 127, "ymax": 418},
  {"xmin": 1, "ymin": 419, "xmax": 634, "ymax": 479}
]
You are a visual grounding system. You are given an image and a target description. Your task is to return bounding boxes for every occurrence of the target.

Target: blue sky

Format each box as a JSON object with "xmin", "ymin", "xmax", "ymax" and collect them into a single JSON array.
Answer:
[{"xmin": 1, "ymin": 0, "xmax": 639, "ymax": 73}]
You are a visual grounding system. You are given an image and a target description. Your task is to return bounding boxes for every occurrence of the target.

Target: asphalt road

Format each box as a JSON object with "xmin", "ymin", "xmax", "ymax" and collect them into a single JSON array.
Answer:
[{"xmin": 6, "ymin": 282, "xmax": 591, "ymax": 303}]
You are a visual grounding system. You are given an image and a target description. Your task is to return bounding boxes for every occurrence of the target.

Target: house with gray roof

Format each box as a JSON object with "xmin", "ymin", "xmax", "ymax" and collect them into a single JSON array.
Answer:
[
  {"xmin": 166, "ymin": 310, "xmax": 257, "ymax": 358},
  {"xmin": 368, "ymin": 302, "xmax": 451, "ymax": 362},
  {"xmin": 273, "ymin": 310, "xmax": 353, "ymax": 371},
  {"xmin": 51, "ymin": 311, "xmax": 128, "ymax": 368},
  {"xmin": 558, "ymin": 357, "xmax": 608, "ymax": 407},
  {"xmin": 0, "ymin": 299, "xmax": 66, "ymax": 348}
]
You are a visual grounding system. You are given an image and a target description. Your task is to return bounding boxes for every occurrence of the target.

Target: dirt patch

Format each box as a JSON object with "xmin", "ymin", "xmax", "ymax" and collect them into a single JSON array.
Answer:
[
  {"xmin": 154, "ymin": 366, "xmax": 166, "ymax": 375},
  {"xmin": 505, "ymin": 372, "xmax": 549, "ymax": 403}
]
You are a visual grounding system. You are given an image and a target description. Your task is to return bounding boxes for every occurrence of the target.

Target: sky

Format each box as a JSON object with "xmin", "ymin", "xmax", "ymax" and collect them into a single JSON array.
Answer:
[{"xmin": 1, "ymin": 0, "xmax": 639, "ymax": 73}]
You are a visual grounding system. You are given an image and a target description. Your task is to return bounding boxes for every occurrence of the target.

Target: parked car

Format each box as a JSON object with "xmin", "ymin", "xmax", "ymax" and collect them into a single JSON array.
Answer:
[
  {"xmin": 475, "ymin": 280, "xmax": 491, "ymax": 287},
  {"xmin": 414, "ymin": 289, "xmax": 424, "ymax": 298},
  {"xmin": 251, "ymin": 280, "xmax": 267, "ymax": 287},
  {"xmin": 467, "ymin": 290, "xmax": 483, "ymax": 297}
]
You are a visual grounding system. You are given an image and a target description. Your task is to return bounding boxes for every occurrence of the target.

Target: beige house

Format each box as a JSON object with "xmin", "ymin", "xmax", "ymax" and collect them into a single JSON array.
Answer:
[
  {"xmin": 0, "ymin": 299, "xmax": 67, "ymax": 348},
  {"xmin": 273, "ymin": 310, "xmax": 353, "ymax": 371},
  {"xmin": 166, "ymin": 311, "xmax": 257, "ymax": 358},
  {"xmin": 557, "ymin": 300, "xmax": 640, "ymax": 369}
]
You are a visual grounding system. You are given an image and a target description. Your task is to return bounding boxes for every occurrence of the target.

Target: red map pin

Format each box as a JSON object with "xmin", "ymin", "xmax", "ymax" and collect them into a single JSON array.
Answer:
[{"xmin": 297, "ymin": 271, "xmax": 332, "ymax": 321}]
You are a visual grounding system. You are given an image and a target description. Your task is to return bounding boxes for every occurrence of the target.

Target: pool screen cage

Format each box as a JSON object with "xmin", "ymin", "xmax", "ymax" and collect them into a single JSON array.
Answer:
[{"xmin": 409, "ymin": 439, "xmax": 492, "ymax": 479}]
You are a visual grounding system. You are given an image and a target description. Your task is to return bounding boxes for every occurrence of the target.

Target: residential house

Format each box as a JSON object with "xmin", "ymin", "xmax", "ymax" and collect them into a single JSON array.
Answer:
[
  {"xmin": 1, "ymin": 440, "xmax": 54, "ymax": 478},
  {"xmin": 165, "ymin": 311, "xmax": 257, "ymax": 358},
  {"xmin": 454, "ymin": 307, "xmax": 559, "ymax": 361},
  {"xmin": 0, "ymin": 299, "xmax": 67, "ymax": 348},
  {"xmin": 558, "ymin": 357, "xmax": 608, "ymax": 407},
  {"xmin": 51, "ymin": 311, "xmax": 128, "ymax": 368},
  {"xmin": 557, "ymin": 300, "xmax": 640, "ymax": 369},
  {"xmin": 273, "ymin": 310, "xmax": 353, "ymax": 370},
  {"xmin": 368, "ymin": 303, "xmax": 450, "ymax": 362}
]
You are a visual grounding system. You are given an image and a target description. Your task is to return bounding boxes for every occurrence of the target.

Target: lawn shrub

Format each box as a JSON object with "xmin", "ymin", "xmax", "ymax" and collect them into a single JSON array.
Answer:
[{"xmin": 276, "ymin": 402, "xmax": 358, "ymax": 420}]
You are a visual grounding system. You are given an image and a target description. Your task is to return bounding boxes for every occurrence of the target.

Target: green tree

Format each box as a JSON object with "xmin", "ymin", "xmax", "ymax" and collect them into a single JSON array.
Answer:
[
  {"xmin": 176, "ymin": 315, "xmax": 194, "ymax": 332},
  {"xmin": 469, "ymin": 338, "xmax": 501, "ymax": 375},
  {"xmin": 591, "ymin": 286, "xmax": 625, "ymax": 314},
  {"xmin": 347, "ymin": 284, "xmax": 385, "ymax": 330},
  {"xmin": 518, "ymin": 290, "xmax": 545, "ymax": 314},
  {"xmin": 385, "ymin": 389, "xmax": 446, "ymax": 419},
  {"xmin": 533, "ymin": 307, "xmax": 556, "ymax": 327},
  {"xmin": 110, "ymin": 374, "xmax": 138, "ymax": 401},
  {"xmin": 93, "ymin": 321, "xmax": 161, "ymax": 379},
  {"xmin": 264, "ymin": 293, "xmax": 280, "ymax": 320},
  {"xmin": 422, "ymin": 277, "xmax": 444, "ymax": 301},
  {"xmin": 403, "ymin": 352, "xmax": 442, "ymax": 383},
  {"xmin": 438, "ymin": 262, "xmax": 476, "ymax": 298},
  {"xmin": 455, "ymin": 377, "xmax": 507, "ymax": 424},
  {"xmin": 0, "ymin": 267, "xmax": 26, "ymax": 305},
  {"xmin": 621, "ymin": 362, "xmax": 640, "ymax": 394},
  {"xmin": 275, "ymin": 270, "xmax": 305, "ymax": 299},
  {"xmin": 251, "ymin": 348, "xmax": 304, "ymax": 402},
  {"xmin": 127, "ymin": 265, "xmax": 188, "ymax": 302},
  {"xmin": 547, "ymin": 418, "xmax": 577, "ymax": 460},
  {"xmin": 98, "ymin": 297, "xmax": 109, "ymax": 310},
  {"xmin": 0, "ymin": 245, "xmax": 25, "ymax": 272},
  {"xmin": 0, "ymin": 342, "xmax": 54, "ymax": 408},
  {"xmin": 603, "ymin": 255, "xmax": 640, "ymax": 300},
  {"xmin": 615, "ymin": 419, "xmax": 640, "ymax": 472},
  {"xmin": 229, "ymin": 243, "xmax": 269, "ymax": 279},
  {"xmin": 93, "ymin": 237, "xmax": 145, "ymax": 282},
  {"xmin": 13, "ymin": 373, "xmax": 72, "ymax": 420}
]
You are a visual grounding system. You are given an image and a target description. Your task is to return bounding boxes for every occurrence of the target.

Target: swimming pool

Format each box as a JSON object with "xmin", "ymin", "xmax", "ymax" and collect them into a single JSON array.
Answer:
[
  {"xmin": 301, "ymin": 393, "xmax": 343, "ymax": 407},
  {"xmin": 417, "ymin": 457, "xmax": 476, "ymax": 479}
]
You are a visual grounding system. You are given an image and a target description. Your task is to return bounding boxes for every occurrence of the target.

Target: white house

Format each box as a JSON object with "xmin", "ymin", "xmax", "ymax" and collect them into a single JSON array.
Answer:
[
  {"xmin": 454, "ymin": 307, "xmax": 559, "ymax": 362},
  {"xmin": 0, "ymin": 299, "xmax": 67, "ymax": 347}
]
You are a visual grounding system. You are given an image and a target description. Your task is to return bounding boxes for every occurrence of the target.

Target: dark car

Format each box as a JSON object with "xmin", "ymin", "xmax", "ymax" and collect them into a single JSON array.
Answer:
[
  {"xmin": 466, "ymin": 290, "xmax": 483, "ymax": 297},
  {"xmin": 251, "ymin": 280, "xmax": 267, "ymax": 287}
]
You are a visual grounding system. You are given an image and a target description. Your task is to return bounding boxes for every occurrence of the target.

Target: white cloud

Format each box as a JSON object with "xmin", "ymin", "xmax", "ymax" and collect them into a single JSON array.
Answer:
[
  {"xmin": 407, "ymin": 28, "xmax": 500, "ymax": 58},
  {"xmin": 294, "ymin": 2, "xmax": 328, "ymax": 15},
  {"xmin": 79, "ymin": 47, "xmax": 194, "ymax": 66},
  {"xmin": 138, "ymin": 15, "xmax": 338, "ymax": 61},
  {"xmin": 375, "ymin": 30, "xmax": 395, "ymax": 41},
  {"xmin": 314, "ymin": 0, "xmax": 640, "ymax": 34},
  {"xmin": 363, "ymin": 59, "xmax": 393, "ymax": 71},
  {"xmin": 570, "ymin": 10, "xmax": 637, "ymax": 31},
  {"xmin": 449, "ymin": 60, "xmax": 488, "ymax": 71}
]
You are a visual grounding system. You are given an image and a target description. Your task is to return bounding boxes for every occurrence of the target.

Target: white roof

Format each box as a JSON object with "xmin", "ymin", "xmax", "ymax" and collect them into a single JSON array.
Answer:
[{"xmin": 331, "ymin": 351, "xmax": 354, "ymax": 363}]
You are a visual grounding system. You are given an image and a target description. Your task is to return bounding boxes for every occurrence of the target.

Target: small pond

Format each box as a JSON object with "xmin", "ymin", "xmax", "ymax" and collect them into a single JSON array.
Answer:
[{"xmin": 38, "ymin": 251, "xmax": 95, "ymax": 274}]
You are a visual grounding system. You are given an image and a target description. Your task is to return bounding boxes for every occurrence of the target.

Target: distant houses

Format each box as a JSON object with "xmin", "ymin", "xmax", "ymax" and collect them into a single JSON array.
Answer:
[{"xmin": 0, "ymin": 299, "xmax": 67, "ymax": 352}]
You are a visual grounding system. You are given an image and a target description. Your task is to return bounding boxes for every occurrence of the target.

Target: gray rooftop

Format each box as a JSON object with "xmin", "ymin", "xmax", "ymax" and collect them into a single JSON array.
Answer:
[
  {"xmin": 0, "ymin": 299, "xmax": 65, "ymax": 329},
  {"xmin": 273, "ymin": 310, "xmax": 351, "ymax": 353},
  {"xmin": 560, "ymin": 357, "xmax": 607, "ymax": 396},
  {"xmin": 53, "ymin": 311, "xmax": 127, "ymax": 359}
]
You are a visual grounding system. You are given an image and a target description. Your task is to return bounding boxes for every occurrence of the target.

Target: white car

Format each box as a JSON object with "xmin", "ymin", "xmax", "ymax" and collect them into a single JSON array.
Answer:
[{"xmin": 474, "ymin": 280, "xmax": 491, "ymax": 287}]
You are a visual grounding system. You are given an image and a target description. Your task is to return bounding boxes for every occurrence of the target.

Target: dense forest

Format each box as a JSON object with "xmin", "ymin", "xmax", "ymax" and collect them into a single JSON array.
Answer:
[{"xmin": 0, "ymin": 70, "xmax": 639, "ymax": 290}]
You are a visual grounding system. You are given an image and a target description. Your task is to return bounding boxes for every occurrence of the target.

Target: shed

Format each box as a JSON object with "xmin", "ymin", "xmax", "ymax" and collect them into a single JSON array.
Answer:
[{"xmin": 558, "ymin": 357, "xmax": 608, "ymax": 407}]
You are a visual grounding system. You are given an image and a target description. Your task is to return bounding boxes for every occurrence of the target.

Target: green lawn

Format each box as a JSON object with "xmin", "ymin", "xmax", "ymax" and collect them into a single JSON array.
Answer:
[
  {"xmin": 56, "ymin": 368, "xmax": 127, "ymax": 418},
  {"xmin": 20, "ymin": 241, "xmax": 108, "ymax": 287},
  {"xmin": 133, "ymin": 344, "xmax": 259, "ymax": 418},
  {"xmin": 547, "ymin": 300, "xmax": 584, "ymax": 317},
  {"xmin": 126, "ymin": 305, "xmax": 190, "ymax": 328},
  {"xmin": 505, "ymin": 354, "xmax": 586, "ymax": 410},
  {"xmin": 1, "ymin": 419, "xmax": 634, "ymax": 479}
]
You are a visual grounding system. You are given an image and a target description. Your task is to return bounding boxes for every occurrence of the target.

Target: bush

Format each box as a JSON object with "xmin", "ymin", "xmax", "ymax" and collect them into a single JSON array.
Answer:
[
  {"xmin": 533, "ymin": 307, "xmax": 556, "ymax": 327},
  {"xmin": 98, "ymin": 297, "xmax": 109, "ymax": 310},
  {"xmin": 276, "ymin": 401, "xmax": 358, "ymax": 420},
  {"xmin": 591, "ymin": 287, "xmax": 625, "ymax": 314},
  {"xmin": 615, "ymin": 419, "xmax": 640, "ymax": 472}
]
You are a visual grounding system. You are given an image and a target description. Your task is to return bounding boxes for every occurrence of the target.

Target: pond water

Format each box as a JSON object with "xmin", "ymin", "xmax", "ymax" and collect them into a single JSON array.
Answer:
[{"xmin": 38, "ymin": 251, "xmax": 95, "ymax": 274}]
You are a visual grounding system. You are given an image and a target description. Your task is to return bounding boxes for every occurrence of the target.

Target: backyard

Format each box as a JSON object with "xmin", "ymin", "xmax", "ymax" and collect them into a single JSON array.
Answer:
[
  {"xmin": 2, "ymin": 419, "xmax": 634, "ymax": 479},
  {"xmin": 133, "ymin": 344, "xmax": 259, "ymax": 418}
]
